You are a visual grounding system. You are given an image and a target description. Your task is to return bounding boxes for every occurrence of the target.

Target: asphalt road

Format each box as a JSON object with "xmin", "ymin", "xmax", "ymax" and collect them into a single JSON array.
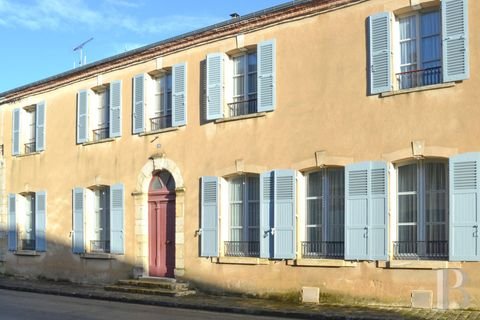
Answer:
[{"xmin": 0, "ymin": 289, "xmax": 295, "ymax": 320}]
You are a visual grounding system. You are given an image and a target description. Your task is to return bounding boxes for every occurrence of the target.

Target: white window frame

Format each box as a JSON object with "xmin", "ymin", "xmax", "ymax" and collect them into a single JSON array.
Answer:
[
  {"xmin": 18, "ymin": 105, "xmax": 36, "ymax": 154},
  {"xmin": 89, "ymin": 86, "xmax": 110, "ymax": 141},
  {"xmin": 148, "ymin": 71, "xmax": 173, "ymax": 132},
  {"xmin": 85, "ymin": 186, "xmax": 111, "ymax": 253},
  {"xmin": 16, "ymin": 193, "xmax": 36, "ymax": 251}
]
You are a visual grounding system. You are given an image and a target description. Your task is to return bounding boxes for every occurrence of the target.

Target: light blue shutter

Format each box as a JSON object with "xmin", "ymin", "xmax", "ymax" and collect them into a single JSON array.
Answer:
[
  {"xmin": 368, "ymin": 12, "xmax": 392, "ymax": 95},
  {"xmin": 110, "ymin": 184, "xmax": 124, "ymax": 254},
  {"xmin": 273, "ymin": 169, "xmax": 296, "ymax": 259},
  {"xmin": 442, "ymin": 0, "xmax": 469, "ymax": 82},
  {"xmin": 12, "ymin": 108, "xmax": 20, "ymax": 155},
  {"xmin": 35, "ymin": 101, "xmax": 46, "ymax": 152},
  {"xmin": 257, "ymin": 39, "xmax": 276, "ymax": 112},
  {"xmin": 8, "ymin": 194, "xmax": 16, "ymax": 251},
  {"xmin": 260, "ymin": 171, "xmax": 274, "ymax": 258},
  {"xmin": 172, "ymin": 62, "xmax": 187, "ymax": 127},
  {"xmin": 200, "ymin": 176, "xmax": 219, "ymax": 257},
  {"xmin": 368, "ymin": 162, "xmax": 388, "ymax": 260},
  {"xmin": 449, "ymin": 152, "xmax": 480, "ymax": 261},
  {"xmin": 72, "ymin": 188, "xmax": 85, "ymax": 254},
  {"xmin": 109, "ymin": 80, "xmax": 122, "ymax": 138},
  {"xmin": 35, "ymin": 191, "xmax": 47, "ymax": 252},
  {"xmin": 133, "ymin": 74, "xmax": 145, "ymax": 134},
  {"xmin": 77, "ymin": 90, "xmax": 88, "ymax": 144},
  {"xmin": 206, "ymin": 53, "xmax": 223, "ymax": 120},
  {"xmin": 345, "ymin": 163, "xmax": 369, "ymax": 260}
]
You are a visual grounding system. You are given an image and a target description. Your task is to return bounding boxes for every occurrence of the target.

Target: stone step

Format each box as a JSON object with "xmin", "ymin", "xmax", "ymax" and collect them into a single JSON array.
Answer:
[
  {"xmin": 104, "ymin": 285, "xmax": 195, "ymax": 297},
  {"xmin": 117, "ymin": 279, "xmax": 189, "ymax": 291}
]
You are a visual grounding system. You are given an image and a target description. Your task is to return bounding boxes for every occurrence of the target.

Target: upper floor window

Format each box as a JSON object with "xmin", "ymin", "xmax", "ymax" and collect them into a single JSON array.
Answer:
[
  {"xmin": 368, "ymin": 0, "xmax": 469, "ymax": 95},
  {"xmin": 76, "ymin": 81, "xmax": 122, "ymax": 144},
  {"xmin": 132, "ymin": 63, "xmax": 187, "ymax": 135},
  {"xmin": 206, "ymin": 39, "xmax": 275, "ymax": 121},
  {"xmin": 12, "ymin": 101, "xmax": 46, "ymax": 156}
]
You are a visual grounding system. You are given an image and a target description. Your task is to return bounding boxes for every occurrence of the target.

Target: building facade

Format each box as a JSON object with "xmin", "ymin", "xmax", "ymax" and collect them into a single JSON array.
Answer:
[{"xmin": 0, "ymin": 0, "xmax": 479, "ymax": 309}]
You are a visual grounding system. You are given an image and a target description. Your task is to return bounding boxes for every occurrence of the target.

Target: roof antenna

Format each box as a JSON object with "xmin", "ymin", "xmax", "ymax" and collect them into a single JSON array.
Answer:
[{"xmin": 73, "ymin": 37, "xmax": 94, "ymax": 68}]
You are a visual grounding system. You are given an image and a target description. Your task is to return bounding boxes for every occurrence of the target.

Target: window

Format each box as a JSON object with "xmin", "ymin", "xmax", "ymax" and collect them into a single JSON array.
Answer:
[
  {"xmin": 7, "ymin": 192, "xmax": 47, "ymax": 252},
  {"xmin": 394, "ymin": 160, "xmax": 448, "ymax": 260},
  {"xmin": 72, "ymin": 184, "xmax": 124, "ymax": 255},
  {"xmin": 206, "ymin": 39, "xmax": 276, "ymax": 120},
  {"xmin": 76, "ymin": 81, "xmax": 122, "ymax": 144},
  {"xmin": 12, "ymin": 101, "xmax": 46, "ymax": 155},
  {"xmin": 368, "ymin": 0, "xmax": 469, "ymax": 95},
  {"xmin": 132, "ymin": 62, "xmax": 187, "ymax": 134},
  {"xmin": 225, "ymin": 175, "xmax": 260, "ymax": 257},
  {"xmin": 303, "ymin": 168, "xmax": 345, "ymax": 259}
]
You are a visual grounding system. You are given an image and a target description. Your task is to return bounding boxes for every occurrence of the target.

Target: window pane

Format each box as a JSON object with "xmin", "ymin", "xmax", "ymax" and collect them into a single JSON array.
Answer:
[
  {"xmin": 398, "ymin": 194, "xmax": 417, "ymax": 223},
  {"xmin": 233, "ymin": 75, "xmax": 245, "ymax": 98},
  {"xmin": 398, "ymin": 225, "xmax": 417, "ymax": 243},
  {"xmin": 398, "ymin": 164, "xmax": 417, "ymax": 192},
  {"xmin": 247, "ymin": 53, "xmax": 257, "ymax": 73},
  {"xmin": 327, "ymin": 169, "xmax": 345, "ymax": 242},
  {"xmin": 307, "ymin": 172, "xmax": 322, "ymax": 197},
  {"xmin": 307, "ymin": 226, "xmax": 322, "ymax": 242}
]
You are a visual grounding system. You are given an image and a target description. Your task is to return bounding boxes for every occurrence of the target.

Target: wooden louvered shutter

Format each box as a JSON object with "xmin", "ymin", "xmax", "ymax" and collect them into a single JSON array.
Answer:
[
  {"xmin": 257, "ymin": 39, "xmax": 276, "ymax": 112},
  {"xmin": 172, "ymin": 62, "xmax": 187, "ymax": 126},
  {"xmin": 200, "ymin": 176, "xmax": 219, "ymax": 257},
  {"xmin": 368, "ymin": 12, "xmax": 392, "ymax": 94},
  {"xmin": 133, "ymin": 74, "xmax": 145, "ymax": 134}
]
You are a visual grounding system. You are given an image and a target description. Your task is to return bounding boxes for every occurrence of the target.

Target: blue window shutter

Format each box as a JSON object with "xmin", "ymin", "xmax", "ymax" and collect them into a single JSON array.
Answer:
[
  {"xmin": 442, "ymin": 0, "xmax": 469, "ymax": 82},
  {"xmin": 368, "ymin": 12, "xmax": 392, "ymax": 95},
  {"xmin": 345, "ymin": 163, "xmax": 369, "ymax": 260},
  {"xmin": 35, "ymin": 101, "xmax": 46, "ymax": 152},
  {"xmin": 132, "ymin": 74, "xmax": 145, "ymax": 134},
  {"xmin": 257, "ymin": 39, "xmax": 276, "ymax": 112},
  {"xmin": 368, "ymin": 162, "xmax": 388, "ymax": 261},
  {"xmin": 200, "ymin": 176, "xmax": 219, "ymax": 257},
  {"xmin": 260, "ymin": 171, "xmax": 274, "ymax": 258},
  {"xmin": 449, "ymin": 152, "xmax": 480, "ymax": 261},
  {"xmin": 273, "ymin": 169, "xmax": 296, "ymax": 259},
  {"xmin": 35, "ymin": 191, "xmax": 47, "ymax": 252},
  {"xmin": 109, "ymin": 80, "xmax": 122, "ymax": 138},
  {"xmin": 77, "ymin": 90, "xmax": 88, "ymax": 144},
  {"xmin": 72, "ymin": 188, "xmax": 85, "ymax": 254},
  {"xmin": 12, "ymin": 108, "xmax": 20, "ymax": 155},
  {"xmin": 206, "ymin": 53, "xmax": 223, "ymax": 120},
  {"xmin": 110, "ymin": 184, "xmax": 125, "ymax": 254},
  {"xmin": 172, "ymin": 62, "xmax": 187, "ymax": 127},
  {"xmin": 8, "ymin": 194, "xmax": 16, "ymax": 251}
]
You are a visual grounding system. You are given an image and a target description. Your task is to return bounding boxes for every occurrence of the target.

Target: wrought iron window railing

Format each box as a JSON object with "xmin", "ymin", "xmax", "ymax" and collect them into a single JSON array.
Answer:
[
  {"xmin": 90, "ymin": 240, "xmax": 110, "ymax": 253},
  {"xmin": 301, "ymin": 241, "xmax": 344, "ymax": 259},
  {"xmin": 21, "ymin": 239, "xmax": 36, "ymax": 251},
  {"xmin": 93, "ymin": 127, "xmax": 109, "ymax": 142},
  {"xmin": 396, "ymin": 66, "xmax": 442, "ymax": 90},
  {"xmin": 393, "ymin": 240, "xmax": 447, "ymax": 260},
  {"xmin": 228, "ymin": 99, "xmax": 258, "ymax": 117},
  {"xmin": 224, "ymin": 241, "xmax": 260, "ymax": 257},
  {"xmin": 24, "ymin": 142, "xmax": 36, "ymax": 154},
  {"xmin": 150, "ymin": 115, "xmax": 172, "ymax": 131}
]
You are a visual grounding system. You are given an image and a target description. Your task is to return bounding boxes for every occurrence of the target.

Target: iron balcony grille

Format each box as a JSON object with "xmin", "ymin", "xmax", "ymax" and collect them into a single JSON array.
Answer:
[
  {"xmin": 21, "ymin": 239, "xmax": 36, "ymax": 251},
  {"xmin": 396, "ymin": 66, "xmax": 442, "ymax": 90},
  {"xmin": 301, "ymin": 241, "xmax": 344, "ymax": 259},
  {"xmin": 150, "ymin": 115, "xmax": 172, "ymax": 131},
  {"xmin": 224, "ymin": 241, "xmax": 260, "ymax": 257},
  {"xmin": 24, "ymin": 142, "xmax": 36, "ymax": 154},
  {"xmin": 393, "ymin": 241, "xmax": 448, "ymax": 260},
  {"xmin": 93, "ymin": 127, "xmax": 109, "ymax": 141},
  {"xmin": 228, "ymin": 98, "xmax": 257, "ymax": 117},
  {"xmin": 90, "ymin": 240, "xmax": 110, "ymax": 253}
]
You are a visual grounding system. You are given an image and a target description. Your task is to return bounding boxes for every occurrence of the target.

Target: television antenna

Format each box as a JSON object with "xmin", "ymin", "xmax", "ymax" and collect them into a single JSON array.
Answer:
[{"xmin": 73, "ymin": 37, "xmax": 94, "ymax": 68}]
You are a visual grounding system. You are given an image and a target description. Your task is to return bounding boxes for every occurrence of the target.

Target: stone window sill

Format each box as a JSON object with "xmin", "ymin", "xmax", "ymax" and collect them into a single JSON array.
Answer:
[
  {"xmin": 214, "ymin": 112, "xmax": 267, "ymax": 124},
  {"xmin": 380, "ymin": 82, "xmax": 455, "ymax": 98},
  {"xmin": 139, "ymin": 127, "xmax": 179, "ymax": 137},
  {"xmin": 14, "ymin": 250, "xmax": 41, "ymax": 256},
  {"xmin": 82, "ymin": 138, "xmax": 115, "ymax": 146},
  {"xmin": 215, "ymin": 256, "xmax": 269, "ymax": 265},
  {"xmin": 377, "ymin": 260, "xmax": 462, "ymax": 269},
  {"xmin": 80, "ymin": 252, "xmax": 115, "ymax": 260},
  {"xmin": 288, "ymin": 259, "xmax": 357, "ymax": 267},
  {"xmin": 14, "ymin": 151, "xmax": 42, "ymax": 158}
]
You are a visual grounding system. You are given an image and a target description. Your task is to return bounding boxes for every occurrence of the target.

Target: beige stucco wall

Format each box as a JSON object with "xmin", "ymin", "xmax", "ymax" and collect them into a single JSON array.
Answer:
[{"xmin": 1, "ymin": 0, "xmax": 479, "ymax": 308}]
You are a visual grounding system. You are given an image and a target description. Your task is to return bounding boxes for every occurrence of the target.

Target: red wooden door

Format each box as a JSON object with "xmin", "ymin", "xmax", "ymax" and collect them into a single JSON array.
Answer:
[{"xmin": 148, "ymin": 172, "xmax": 176, "ymax": 278}]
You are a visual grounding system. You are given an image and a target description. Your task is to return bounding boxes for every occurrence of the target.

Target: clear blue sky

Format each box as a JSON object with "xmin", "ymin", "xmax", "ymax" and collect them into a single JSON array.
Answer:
[{"xmin": 0, "ymin": 0, "xmax": 288, "ymax": 93}]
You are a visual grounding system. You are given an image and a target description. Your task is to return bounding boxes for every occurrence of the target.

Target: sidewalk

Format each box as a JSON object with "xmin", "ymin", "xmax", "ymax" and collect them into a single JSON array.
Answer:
[{"xmin": 0, "ymin": 275, "xmax": 479, "ymax": 320}]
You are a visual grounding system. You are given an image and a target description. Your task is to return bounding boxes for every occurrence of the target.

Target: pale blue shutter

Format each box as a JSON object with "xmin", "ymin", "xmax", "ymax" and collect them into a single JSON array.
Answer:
[
  {"xmin": 368, "ymin": 12, "xmax": 392, "ymax": 95},
  {"xmin": 206, "ymin": 53, "xmax": 223, "ymax": 120},
  {"xmin": 8, "ymin": 194, "xmax": 16, "ymax": 251},
  {"xmin": 35, "ymin": 101, "xmax": 46, "ymax": 152},
  {"xmin": 273, "ymin": 169, "xmax": 296, "ymax": 259},
  {"xmin": 172, "ymin": 62, "xmax": 187, "ymax": 127},
  {"xmin": 449, "ymin": 152, "xmax": 480, "ymax": 261},
  {"xmin": 260, "ymin": 171, "xmax": 274, "ymax": 258},
  {"xmin": 35, "ymin": 191, "xmax": 47, "ymax": 252},
  {"xmin": 368, "ymin": 162, "xmax": 388, "ymax": 260},
  {"xmin": 442, "ymin": 0, "xmax": 469, "ymax": 82},
  {"xmin": 110, "ymin": 184, "xmax": 124, "ymax": 254},
  {"xmin": 345, "ymin": 163, "xmax": 369, "ymax": 260},
  {"xmin": 77, "ymin": 90, "xmax": 88, "ymax": 144},
  {"xmin": 109, "ymin": 80, "xmax": 122, "ymax": 138},
  {"xmin": 257, "ymin": 39, "xmax": 276, "ymax": 112},
  {"xmin": 200, "ymin": 176, "xmax": 219, "ymax": 257},
  {"xmin": 72, "ymin": 188, "xmax": 85, "ymax": 253},
  {"xmin": 133, "ymin": 74, "xmax": 145, "ymax": 134},
  {"xmin": 12, "ymin": 108, "xmax": 20, "ymax": 155}
]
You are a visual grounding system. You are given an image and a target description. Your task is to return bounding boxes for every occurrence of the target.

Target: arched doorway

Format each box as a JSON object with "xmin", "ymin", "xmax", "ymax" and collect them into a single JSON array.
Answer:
[{"xmin": 148, "ymin": 170, "xmax": 176, "ymax": 277}]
